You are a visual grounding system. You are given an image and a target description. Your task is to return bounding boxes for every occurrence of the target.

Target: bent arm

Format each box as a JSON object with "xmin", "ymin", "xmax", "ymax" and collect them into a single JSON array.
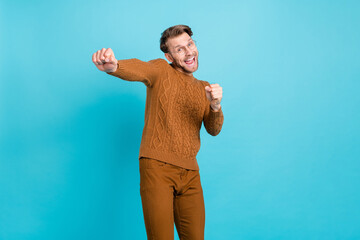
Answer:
[
  {"xmin": 106, "ymin": 58, "xmax": 164, "ymax": 87},
  {"xmin": 203, "ymin": 105, "xmax": 224, "ymax": 136}
]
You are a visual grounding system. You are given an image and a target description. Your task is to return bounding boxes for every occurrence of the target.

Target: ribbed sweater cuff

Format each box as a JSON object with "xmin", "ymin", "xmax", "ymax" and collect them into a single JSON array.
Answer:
[{"xmin": 209, "ymin": 106, "xmax": 223, "ymax": 118}]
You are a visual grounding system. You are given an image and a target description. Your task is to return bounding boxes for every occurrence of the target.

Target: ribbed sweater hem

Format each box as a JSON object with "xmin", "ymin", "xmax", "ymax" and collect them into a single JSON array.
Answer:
[{"xmin": 138, "ymin": 146, "xmax": 199, "ymax": 170}]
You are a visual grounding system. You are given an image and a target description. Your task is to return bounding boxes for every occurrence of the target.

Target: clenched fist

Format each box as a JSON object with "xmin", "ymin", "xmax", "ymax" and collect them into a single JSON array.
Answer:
[
  {"xmin": 92, "ymin": 48, "xmax": 118, "ymax": 73},
  {"xmin": 205, "ymin": 84, "xmax": 223, "ymax": 112}
]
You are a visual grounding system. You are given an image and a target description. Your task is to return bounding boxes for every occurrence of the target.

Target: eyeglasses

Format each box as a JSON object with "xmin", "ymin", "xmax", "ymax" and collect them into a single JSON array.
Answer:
[{"xmin": 171, "ymin": 40, "xmax": 197, "ymax": 56}]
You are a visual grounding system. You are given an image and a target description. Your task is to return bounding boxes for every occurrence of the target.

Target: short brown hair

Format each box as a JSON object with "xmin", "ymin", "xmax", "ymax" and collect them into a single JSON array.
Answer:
[{"xmin": 160, "ymin": 25, "xmax": 193, "ymax": 53}]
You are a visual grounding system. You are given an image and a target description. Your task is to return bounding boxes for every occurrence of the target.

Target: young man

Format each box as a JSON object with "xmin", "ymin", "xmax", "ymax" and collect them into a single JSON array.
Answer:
[{"xmin": 92, "ymin": 25, "xmax": 224, "ymax": 240}]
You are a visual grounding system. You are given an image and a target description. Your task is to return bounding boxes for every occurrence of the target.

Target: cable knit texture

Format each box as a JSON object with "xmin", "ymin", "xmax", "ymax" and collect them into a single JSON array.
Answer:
[{"xmin": 107, "ymin": 58, "xmax": 224, "ymax": 170}]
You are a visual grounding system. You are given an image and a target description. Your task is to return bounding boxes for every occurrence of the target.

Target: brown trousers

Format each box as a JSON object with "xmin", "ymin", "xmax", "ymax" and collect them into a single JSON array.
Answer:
[{"xmin": 139, "ymin": 157, "xmax": 205, "ymax": 240}]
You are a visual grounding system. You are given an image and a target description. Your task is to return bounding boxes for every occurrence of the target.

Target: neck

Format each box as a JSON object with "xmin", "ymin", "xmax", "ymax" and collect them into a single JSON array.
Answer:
[{"xmin": 171, "ymin": 63, "xmax": 194, "ymax": 76}]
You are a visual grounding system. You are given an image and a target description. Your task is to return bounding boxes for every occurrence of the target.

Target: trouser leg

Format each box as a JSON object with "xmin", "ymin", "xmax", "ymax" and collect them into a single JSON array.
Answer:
[
  {"xmin": 139, "ymin": 158, "xmax": 175, "ymax": 240},
  {"xmin": 174, "ymin": 170, "xmax": 205, "ymax": 240},
  {"xmin": 139, "ymin": 157, "xmax": 205, "ymax": 240}
]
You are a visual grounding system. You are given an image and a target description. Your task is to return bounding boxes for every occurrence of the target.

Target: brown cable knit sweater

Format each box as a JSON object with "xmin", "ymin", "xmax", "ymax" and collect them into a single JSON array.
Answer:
[{"xmin": 107, "ymin": 58, "xmax": 224, "ymax": 170}]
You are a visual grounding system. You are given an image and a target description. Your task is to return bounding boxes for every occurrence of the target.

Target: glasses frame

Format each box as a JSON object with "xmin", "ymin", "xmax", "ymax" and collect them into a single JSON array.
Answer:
[{"xmin": 170, "ymin": 40, "xmax": 197, "ymax": 56}]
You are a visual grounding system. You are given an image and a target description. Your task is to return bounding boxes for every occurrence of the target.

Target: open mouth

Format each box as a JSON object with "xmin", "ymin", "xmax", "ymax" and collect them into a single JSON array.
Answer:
[{"xmin": 185, "ymin": 57, "xmax": 195, "ymax": 66}]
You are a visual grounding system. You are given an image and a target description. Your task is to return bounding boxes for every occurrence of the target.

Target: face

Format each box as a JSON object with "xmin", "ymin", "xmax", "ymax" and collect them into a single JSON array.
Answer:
[{"xmin": 165, "ymin": 32, "xmax": 199, "ymax": 76}]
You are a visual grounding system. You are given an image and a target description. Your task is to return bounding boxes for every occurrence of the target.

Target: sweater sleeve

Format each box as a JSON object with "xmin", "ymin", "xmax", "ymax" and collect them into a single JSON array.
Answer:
[
  {"xmin": 106, "ymin": 58, "xmax": 165, "ymax": 87},
  {"xmin": 202, "ymin": 81, "xmax": 224, "ymax": 136}
]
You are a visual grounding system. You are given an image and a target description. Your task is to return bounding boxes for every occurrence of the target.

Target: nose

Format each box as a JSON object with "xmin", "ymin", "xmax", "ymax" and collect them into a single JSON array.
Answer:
[{"xmin": 184, "ymin": 46, "xmax": 193, "ymax": 56}]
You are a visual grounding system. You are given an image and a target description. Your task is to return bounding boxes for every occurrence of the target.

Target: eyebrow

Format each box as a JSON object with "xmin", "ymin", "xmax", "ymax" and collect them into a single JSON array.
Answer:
[{"xmin": 174, "ymin": 39, "xmax": 193, "ymax": 49}]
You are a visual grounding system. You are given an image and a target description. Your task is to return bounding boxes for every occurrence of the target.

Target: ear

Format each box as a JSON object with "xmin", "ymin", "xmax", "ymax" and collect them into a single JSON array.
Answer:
[{"xmin": 165, "ymin": 53, "xmax": 174, "ymax": 63}]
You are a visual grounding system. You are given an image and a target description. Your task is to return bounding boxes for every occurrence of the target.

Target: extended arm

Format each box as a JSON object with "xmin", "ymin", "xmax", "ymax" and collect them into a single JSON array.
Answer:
[
  {"xmin": 92, "ymin": 48, "xmax": 161, "ymax": 87},
  {"xmin": 106, "ymin": 59, "xmax": 161, "ymax": 87}
]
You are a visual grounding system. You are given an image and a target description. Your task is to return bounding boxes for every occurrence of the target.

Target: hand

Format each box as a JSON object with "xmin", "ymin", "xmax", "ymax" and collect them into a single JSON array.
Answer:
[
  {"xmin": 205, "ymin": 84, "xmax": 223, "ymax": 112},
  {"xmin": 92, "ymin": 48, "xmax": 118, "ymax": 73}
]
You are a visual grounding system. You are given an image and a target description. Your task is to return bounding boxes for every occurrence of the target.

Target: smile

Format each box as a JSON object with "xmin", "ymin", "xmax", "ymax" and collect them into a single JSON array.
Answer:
[{"xmin": 185, "ymin": 57, "xmax": 195, "ymax": 66}]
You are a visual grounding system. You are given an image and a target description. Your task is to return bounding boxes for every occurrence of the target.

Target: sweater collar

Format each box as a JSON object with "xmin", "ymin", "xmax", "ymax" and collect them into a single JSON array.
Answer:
[{"xmin": 170, "ymin": 63, "xmax": 196, "ymax": 80}]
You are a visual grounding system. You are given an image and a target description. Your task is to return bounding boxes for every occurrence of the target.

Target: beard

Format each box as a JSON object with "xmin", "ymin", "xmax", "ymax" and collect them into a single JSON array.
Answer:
[{"xmin": 171, "ymin": 55, "xmax": 199, "ymax": 74}]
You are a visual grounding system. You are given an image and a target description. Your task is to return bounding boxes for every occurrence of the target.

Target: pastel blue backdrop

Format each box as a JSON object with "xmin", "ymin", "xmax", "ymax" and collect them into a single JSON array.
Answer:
[{"xmin": 1, "ymin": 0, "xmax": 359, "ymax": 239}]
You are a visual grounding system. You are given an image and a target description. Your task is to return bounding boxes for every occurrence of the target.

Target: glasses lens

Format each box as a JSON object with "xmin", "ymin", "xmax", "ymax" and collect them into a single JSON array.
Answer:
[{"xmin": 174, "ymin": 40, "xmax": 196, "ymax": 55}]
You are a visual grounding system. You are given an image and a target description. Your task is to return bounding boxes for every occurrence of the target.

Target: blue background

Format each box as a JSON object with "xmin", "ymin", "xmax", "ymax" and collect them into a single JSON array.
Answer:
[{"xmin": 1, "ymin": 0, "xmax": 360, "ymax": 239}]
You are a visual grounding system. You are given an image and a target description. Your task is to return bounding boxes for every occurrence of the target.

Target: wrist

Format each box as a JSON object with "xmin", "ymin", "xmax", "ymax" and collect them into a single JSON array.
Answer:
[
  {"xmin": 210, "ymin": 104, "xmax": 221, "ymax": 112},
  {"xmin": 106, "ymin": 63, "xmax": 119, "ymax": 73}
]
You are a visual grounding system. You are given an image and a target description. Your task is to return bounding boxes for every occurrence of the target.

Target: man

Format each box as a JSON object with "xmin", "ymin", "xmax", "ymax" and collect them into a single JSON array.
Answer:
[{"xmin": 92, "ymin": 25, "xmax": 224, "ymax": 240}]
